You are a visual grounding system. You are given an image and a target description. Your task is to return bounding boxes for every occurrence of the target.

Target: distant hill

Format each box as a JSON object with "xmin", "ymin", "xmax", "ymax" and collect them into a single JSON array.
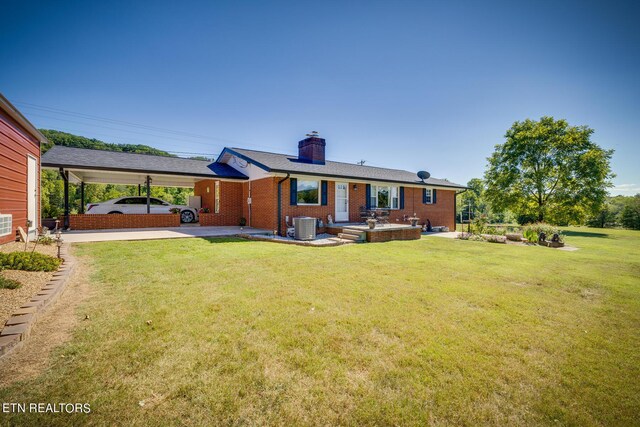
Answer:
[{"xmin": 39, "ymin": 129, "xmax": 175, "ymax": 157}]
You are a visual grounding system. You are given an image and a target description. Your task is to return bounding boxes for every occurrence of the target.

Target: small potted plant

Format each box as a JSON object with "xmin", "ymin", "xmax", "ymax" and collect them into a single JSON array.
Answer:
[
  {"xmin": 366, "ymin": 218, "xmax": 377, "ymax": 229},
  {"xmin": 408, "ymin": 213, "xmax": 420, "ymax": 227},
  {"xmin": 199, "ymin": 207, "xmax": 211, "ymax": 214}
]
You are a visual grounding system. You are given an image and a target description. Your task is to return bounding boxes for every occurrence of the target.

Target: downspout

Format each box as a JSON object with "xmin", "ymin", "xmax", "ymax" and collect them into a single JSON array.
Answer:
[{"xmin": 277, "ymin": 173, "xmax": 290, "ymax": 236}]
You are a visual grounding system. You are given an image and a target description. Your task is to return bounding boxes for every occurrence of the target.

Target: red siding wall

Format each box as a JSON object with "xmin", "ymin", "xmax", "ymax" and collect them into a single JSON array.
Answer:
[{"xmin": 0, "ymin": 110, "xmax": 40, "ymax": 245}]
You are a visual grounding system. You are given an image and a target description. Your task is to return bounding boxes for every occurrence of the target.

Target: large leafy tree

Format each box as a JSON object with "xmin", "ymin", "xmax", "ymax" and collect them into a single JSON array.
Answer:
[{"xmin": 484, "ymin": 117, "xmax": 614, "ymax": 224}]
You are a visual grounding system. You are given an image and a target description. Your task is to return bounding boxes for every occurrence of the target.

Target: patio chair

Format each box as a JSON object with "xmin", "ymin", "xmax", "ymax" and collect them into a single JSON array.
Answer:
[
  {"xmin": 359, "ymin": 206, "xmax": 372, "ymax": 223},
  {"xmin": 376, "ymin": 209, "xmax": 390, "ymax": 224}
]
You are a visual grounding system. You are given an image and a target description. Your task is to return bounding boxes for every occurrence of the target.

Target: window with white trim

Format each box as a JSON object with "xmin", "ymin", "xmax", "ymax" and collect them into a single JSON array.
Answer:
[
  {"xmin": 424, "ymin": 188, "xmax": 433, "ymax": 204},
  {"xmin": 0, "ymin": 214, "xmax": 12, "ymax": 237},
  {"xmin": 297, "ymin": 180, "xmax": 320, "ymax": 205},
  {"xmin": 370, "ymin": 185, "xmax": 399, "ymax": 209}
]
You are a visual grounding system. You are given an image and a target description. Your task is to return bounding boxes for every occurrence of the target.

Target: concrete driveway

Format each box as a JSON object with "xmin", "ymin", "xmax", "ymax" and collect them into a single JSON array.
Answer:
[{"xmin": 60, "ymin": 226, "xmax": 271, "ymax": 243}]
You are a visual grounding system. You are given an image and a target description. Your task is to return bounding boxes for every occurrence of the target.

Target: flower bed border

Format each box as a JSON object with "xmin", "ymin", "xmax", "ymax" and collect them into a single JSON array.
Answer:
[{"xmin": 0, "ymin": 244, "xmax": 76, "ymax": 360}]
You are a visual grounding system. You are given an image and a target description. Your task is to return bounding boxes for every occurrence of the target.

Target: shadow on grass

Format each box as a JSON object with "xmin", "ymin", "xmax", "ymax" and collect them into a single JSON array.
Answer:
[
  {"xmin": 199, "ymin": 236, "xmax": 253, "ymax": 244},
  {"xmin": 563, "ymin": 230, "xmax": 609, "ymax": 238}
]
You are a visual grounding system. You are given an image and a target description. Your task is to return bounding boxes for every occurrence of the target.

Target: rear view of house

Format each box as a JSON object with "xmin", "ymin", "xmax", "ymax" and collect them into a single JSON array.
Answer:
[
  {"xmin": 42, "ymin": 132, "xmax": 465, "ymax": 236},
  {"xmin": 0, "ymin": 94, "xmax": 47, "ymax": 244},
  {"xmin": 196, "ymin": 133, "xmax": 465, "ymax": 234}
]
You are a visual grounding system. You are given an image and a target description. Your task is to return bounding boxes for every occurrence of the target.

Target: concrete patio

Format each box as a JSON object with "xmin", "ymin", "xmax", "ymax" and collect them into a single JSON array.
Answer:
[{"xmin": 60, "ymin": 226, "xmax": 272, "ymax": 243}]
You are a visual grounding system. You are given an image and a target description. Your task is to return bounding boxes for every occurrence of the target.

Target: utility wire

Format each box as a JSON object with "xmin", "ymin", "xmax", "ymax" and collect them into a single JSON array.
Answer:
[{"xmin": 15, "ymin": 101, "xmax": 239, "ymax": 144}]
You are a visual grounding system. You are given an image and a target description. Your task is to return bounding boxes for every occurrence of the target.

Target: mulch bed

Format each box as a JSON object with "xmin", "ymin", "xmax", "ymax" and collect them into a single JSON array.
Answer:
[{"xmin": 0, "ymin": 242, "xmax": 59, "ymax": 327}]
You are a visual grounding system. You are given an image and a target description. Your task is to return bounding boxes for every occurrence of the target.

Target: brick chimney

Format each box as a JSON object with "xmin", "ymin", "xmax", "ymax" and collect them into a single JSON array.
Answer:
[{"xmin": 298, "ymin": 132, "xmax": 326, "ymax": 164}]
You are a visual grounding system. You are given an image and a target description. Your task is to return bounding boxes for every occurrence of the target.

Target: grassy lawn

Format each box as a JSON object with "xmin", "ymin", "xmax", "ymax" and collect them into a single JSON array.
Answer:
[{"xmin": 1, "ymin": 227, "xmax": 639, "ymax": 425}]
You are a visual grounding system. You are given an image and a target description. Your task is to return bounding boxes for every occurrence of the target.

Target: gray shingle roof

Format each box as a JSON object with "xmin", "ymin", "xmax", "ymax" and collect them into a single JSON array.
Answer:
[
  {"xmin": 225, "ymin": 148, "xmax": 465, "ymax": 188},
  {"xmin": 42, "ymin": 145, "xmax": 248, "ymax": 179}
]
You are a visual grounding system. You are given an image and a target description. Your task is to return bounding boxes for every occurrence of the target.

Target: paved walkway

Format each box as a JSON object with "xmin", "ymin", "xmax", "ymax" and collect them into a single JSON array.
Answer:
[
  {"xmin": 422, "ymin": 231, "xmax": 460, "ymax": 239},
  {"xmin": 60, "ymin": 226, "xmax": 271, "ymax": 243}
]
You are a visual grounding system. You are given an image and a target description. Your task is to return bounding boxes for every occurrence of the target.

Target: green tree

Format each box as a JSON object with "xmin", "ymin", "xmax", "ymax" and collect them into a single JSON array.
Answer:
[
  {"xmin": 620, "ymin": 195, "xmax": 640, "ymax": 230},
  {"xmin": 484, "ymin": 117, "xmax": 614, "ymax": 224}
]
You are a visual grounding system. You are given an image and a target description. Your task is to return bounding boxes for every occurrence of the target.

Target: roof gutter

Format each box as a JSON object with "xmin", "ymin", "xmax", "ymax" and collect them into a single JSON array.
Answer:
[
  {"xmin": 277, "ymin": 173, "xmax": 290, "ymax": 236},
  {"xmin": 0, "ymin": 93, "xmax": 49, "ymax": 145}
]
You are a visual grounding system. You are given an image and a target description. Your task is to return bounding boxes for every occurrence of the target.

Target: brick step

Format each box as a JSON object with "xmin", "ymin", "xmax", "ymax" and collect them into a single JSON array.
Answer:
[{"xmin": 342, "ymin": 228, "xmax": 366, "ymax": 236}]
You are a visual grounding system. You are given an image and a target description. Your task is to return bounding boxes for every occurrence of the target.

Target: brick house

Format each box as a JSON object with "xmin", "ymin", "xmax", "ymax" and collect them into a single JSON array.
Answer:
[
  {"xmin": 42, "ymin": 133, "xmax": 465, "ymax": 234},
  {"xmin": 195, "ymin": 134, "xmax": 465, "ymax": 235},
  {"xmin": 0, "ymin": 94, "xmax": 48, "ymax": 244}
]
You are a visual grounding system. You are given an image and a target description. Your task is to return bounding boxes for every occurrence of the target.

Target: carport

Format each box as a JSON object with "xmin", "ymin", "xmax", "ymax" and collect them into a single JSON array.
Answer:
[{"xmin": 41, "ymin": 145, "xmax": 248, "ymax": 229}]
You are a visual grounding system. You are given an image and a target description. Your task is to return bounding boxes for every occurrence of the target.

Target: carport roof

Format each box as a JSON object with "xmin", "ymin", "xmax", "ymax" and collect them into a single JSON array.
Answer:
[{"xmin": 41, "ymin": 145, "xmax": 248, "ymax": 187}]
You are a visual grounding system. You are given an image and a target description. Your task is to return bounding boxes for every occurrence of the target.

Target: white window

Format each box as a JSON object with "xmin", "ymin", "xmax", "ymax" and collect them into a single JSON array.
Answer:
[
  {"xmin": 297, "ymin": 180, "xmax": 320, "ymax": 205},
  {"xmin": 424, "ymin": 189, "xmax": 432, "ymax": 204},
  {"xmin": 370, "ymin": 185, "xmax": 399, "ymax": 209},
  {"xmin": 0, "ymin": 214, "xmax": 12, "ymax": 237}
]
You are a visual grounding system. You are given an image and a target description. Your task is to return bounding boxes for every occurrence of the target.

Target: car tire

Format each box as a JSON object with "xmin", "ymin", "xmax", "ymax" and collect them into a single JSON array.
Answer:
[
  {"xmin": 180, "ymin": 210, "xmax": 195, "ymax": 223},
  {"xmin": 108, "ymin": 211, "xmax": 123, "ymax": 214}
]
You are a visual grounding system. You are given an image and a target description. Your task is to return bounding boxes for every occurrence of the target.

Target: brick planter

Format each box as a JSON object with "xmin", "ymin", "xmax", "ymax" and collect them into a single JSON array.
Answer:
[{"xmin": 61, "ymin": 214, "xmax": 181, "ymax": 230}]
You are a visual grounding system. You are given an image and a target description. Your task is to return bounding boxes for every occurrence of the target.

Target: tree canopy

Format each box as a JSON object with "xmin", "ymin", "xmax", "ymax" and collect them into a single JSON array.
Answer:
[{"xmin": 484, "ymin": 117, "xmax": 614, "ymax": 224}]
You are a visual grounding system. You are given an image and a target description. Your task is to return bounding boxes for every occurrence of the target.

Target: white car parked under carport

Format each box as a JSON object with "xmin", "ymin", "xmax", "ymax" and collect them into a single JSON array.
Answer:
[{"xmin": 86, "ymin": 197, "xmax": 199, "ymax": 223}]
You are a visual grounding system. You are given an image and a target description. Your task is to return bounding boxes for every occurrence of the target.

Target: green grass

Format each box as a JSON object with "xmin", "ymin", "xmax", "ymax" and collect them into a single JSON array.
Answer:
[{"xmin": 1, "ymin": 227, "xmax": 639, "ymax": 425}]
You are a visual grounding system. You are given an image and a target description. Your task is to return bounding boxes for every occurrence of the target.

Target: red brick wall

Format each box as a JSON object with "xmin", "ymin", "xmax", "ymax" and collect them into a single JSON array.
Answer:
[
  {"xmin": 277, "ymin": 180, "xmax": 456, "ymax": 235},
  {"xmin": 190, "ymin": 177, "xmax": 457, "ymax": 234},
  {"xmin": 366, "ymin": 227, "xmax": 421, "ymax": 242},
  {"xmin": 194, "ymin": 179, "xmax": 244, "ymax": 226},
  {"xmin": 386, "ymin": 187, "xmax": 456, "ymax": 230},
  {"xmin": 244, "ymin": 178, "xmax": 278, "ymax": 231},
  {"xmin": 62, "ymin": 214, "xmax": 180, "ymax": 230},
  {"xmin": 0, "ymin": 109, "xmax": 40, "ymax": 245}
]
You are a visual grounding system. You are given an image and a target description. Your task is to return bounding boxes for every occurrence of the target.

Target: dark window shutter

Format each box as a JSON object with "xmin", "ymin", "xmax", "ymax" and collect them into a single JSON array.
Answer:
[
  {"xmin": 290, "ymin": 178, "xmax": 298, "ymax": 205},
  {"xmin": 321, "ymin": 180, "xmax": 328, "ymax": 205},
  {"xmin": 433, "ymin": 189, "xmax": 437, "ymax": 204},
  {"xmin": 399, "ymin": 186, "xmax": 405, "ymax": 209},
  {"xmin": 365, "ymin": 184, "xmax": 371, "ymax": 209},
  {"xmin": 422, "ymin": 188, "xmax": 427, "ymax": 204}
]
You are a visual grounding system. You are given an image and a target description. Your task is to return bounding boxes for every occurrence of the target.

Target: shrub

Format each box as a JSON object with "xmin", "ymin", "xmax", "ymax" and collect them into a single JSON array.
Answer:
[
  {"xmin": 471, "ymin": 214, "xmax": 489, "ymax": 234},
  {"xmin": 37, "ymin": 235, "xmax": 55, "ymax": 245},
  {"xmin": 0, "ymin": 252, "xmax": 61, "ymax": 272},
  {"xmin": 0, "ymin": 273, "xmax": 22, "ymax": 290},
  {"xmin": 239, "ymin": 217, "xmax": 247, "ymax": 227},
  {"xmin": 523, "ymin": 222, "xmax": 564, "ymax": 243}
]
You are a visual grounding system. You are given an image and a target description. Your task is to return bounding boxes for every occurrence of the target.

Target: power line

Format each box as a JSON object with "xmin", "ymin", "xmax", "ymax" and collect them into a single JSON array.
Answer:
[
  {"xmin": 15, "ymin": 101, "xmax": 240, "ymax": 144},
  {"xmin": 21, "ymin": 101, "xmax": 384, "ymax": 165},
  {"xmin": 37, "ymin": 124, "xmax": 219, "ymax": 157},
  {"xmin": 27, "ymin": 112, "xmax": 228, "ymax": 148}
]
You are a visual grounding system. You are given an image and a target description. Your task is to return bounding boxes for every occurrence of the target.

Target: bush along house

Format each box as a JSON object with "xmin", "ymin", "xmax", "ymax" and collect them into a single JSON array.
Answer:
[{"xmin": 195, "ymin": 133, "xmax": 466, "ymax": 235}]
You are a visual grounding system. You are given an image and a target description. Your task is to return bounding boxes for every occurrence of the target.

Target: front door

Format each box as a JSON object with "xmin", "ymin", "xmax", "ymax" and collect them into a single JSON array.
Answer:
[
  {"xmin": 27, "ymin": 155, "xmax": 38, "ymax": 236},
  {"xmin": 335, "ymin": 182, "xmax": 349, "ymax": 222}
]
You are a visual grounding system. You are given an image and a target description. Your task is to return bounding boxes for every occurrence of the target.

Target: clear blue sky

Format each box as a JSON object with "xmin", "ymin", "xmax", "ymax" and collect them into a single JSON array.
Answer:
[{"xmin": 2, "ymin": 1, "xmax": 638, "ymax": 193}]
